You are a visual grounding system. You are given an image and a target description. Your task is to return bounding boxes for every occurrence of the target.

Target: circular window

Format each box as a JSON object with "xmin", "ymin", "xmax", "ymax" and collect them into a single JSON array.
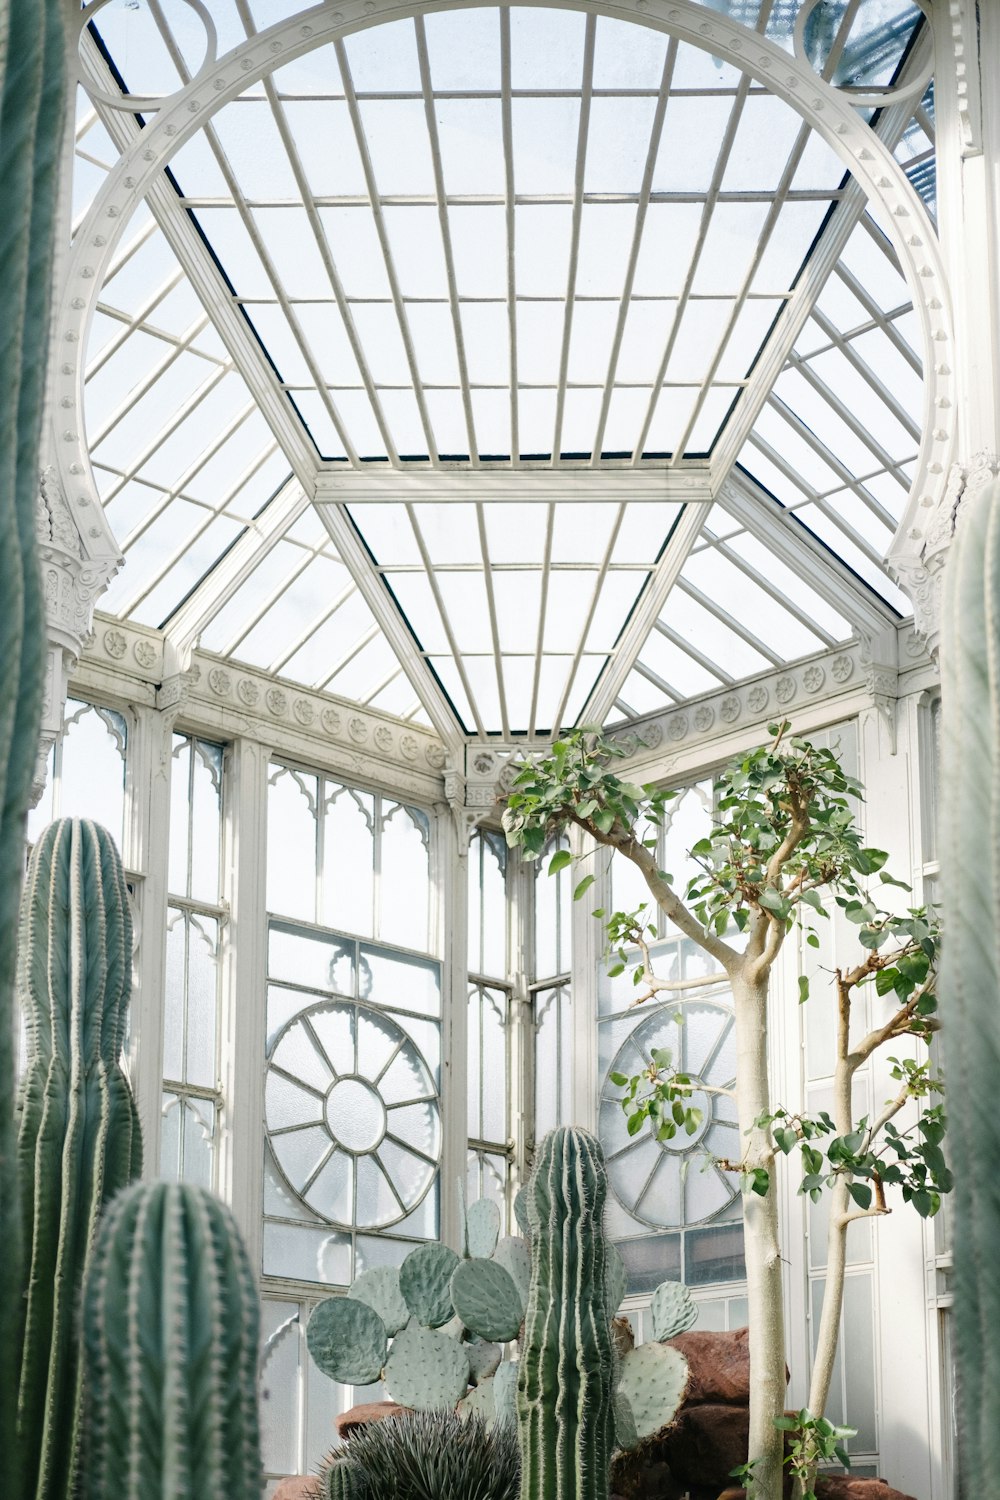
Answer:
[
  {"xmin": 600, "ymin": 1000, "xmax": 740, "ymax": 1231},
  {"xmin": 265, "ymin": 999, "xmax": 439, "ymax": 1230}
]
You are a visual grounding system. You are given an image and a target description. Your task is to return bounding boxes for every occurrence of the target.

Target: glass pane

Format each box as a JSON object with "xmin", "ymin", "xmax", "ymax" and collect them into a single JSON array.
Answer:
[{"xmin": 267, "ymin": 766, "xmax": 318, "ymax": 920}]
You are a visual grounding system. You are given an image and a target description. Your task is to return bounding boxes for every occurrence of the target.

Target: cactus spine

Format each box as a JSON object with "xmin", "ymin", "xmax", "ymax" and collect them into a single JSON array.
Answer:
[
  {"xmin": 0, "ymin": 1, "xmax": 72, "ymax": 1484},
  {"xmin": 940, "ymin": 473, "xmax": 1000, "ymax": 1491},
  {"xmin": 15, "ymin": 819, "xmax": 142, "ymax": 1499},
  {"xmin": 81, "ymin": 1181, "xmax": 263, "ymax": 1500},
  {"xmin": 517, "ymin": 1126, "xmax": 615, "ymax": 1500}
]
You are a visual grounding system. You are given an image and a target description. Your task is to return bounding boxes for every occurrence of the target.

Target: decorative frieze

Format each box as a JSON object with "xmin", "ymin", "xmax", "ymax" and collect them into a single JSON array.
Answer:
[
  {"xmin": 75, "ymin": 614, "xmax": 449, "ymax": 797},
  {"xmin": 607, "ymin": 643, "xmax": 869, "ymax": 766}
]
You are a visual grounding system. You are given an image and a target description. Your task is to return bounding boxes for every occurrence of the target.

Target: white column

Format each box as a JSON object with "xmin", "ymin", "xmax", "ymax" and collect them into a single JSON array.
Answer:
[
  {"xmin": 125, "ymin": 701, "xmax": 174, "ymax": 1175},
  {"xmin": 439, "ymin": 803, "xmax": 470, "ymax": 1252},
  {"xmin": 218, "ymin": 735, "xmax": 270, "ymax": 1268},
  {"xmin": 857, "ymin": 697, "xmax": 940, "ymax": 1500},
  {"xmin": 570, "ymin": 822, "xmax": 601, "ymax": 1134}
]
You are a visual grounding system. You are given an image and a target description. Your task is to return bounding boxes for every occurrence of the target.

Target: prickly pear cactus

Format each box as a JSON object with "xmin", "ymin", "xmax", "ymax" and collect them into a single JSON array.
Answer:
[
  {"xmin": 517, "ymin": 1126, "xmax": 616, "ymax": 1500},
  {"xmin": 80, "ymin": 1182, "xmax": 262, "ymax": 1500},
  {"xmin": 451, "ymin": 1258, "xmax": 523, "ymax": 1343},
  {"xmin": 350, "ymin": 1266, "xmax": 409, "ymax": 1337},
  {"xmin": 384, "ymin": 1325, "xmax": 471, "ymax": 1411},
  {"xmin": 616, "ymin": 1342, "xmax": 688, "ymax": 1446},
  {"xmin": 15, "ymin": 819, "xmax": 142, "ymax": 1500},
  {"xmin": 650, "ymin": 1279, "xmax": 697, "ymax": 1342},
  {"xmin": 400, "ymin": 1242, "xmax": 461, "ymax": 1328},
  {"xmin": 308, "ymin": 1297, "xmax": 388, "ymax": 1386}
]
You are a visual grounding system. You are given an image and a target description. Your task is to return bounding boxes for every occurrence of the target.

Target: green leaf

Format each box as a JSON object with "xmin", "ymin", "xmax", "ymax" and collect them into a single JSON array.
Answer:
[
  {"xmin": 798, "ymin": 975, "xmax": 810, "ymax": 1005},
  {"xmin": 608, "ymin": 1072, "xmax": 629, "ymax": 1088},
  {"xmin": 626, "ymin": 1111, "xmax": 645, "ymax": 1137},
  {"xmin": 847, "ymin": 1182, "xmax": 872, "ymax": 1210},
  {"xmin": 548, "ymin": 849, "xmax": 572, "ymax": 877},
  {"xmin": 573, "ymin": 873, "xmax": 596, "ymax": 900}
]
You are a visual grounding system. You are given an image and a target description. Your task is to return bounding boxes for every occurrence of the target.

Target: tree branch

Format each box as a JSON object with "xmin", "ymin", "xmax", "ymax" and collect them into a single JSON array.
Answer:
[{"xmin": 569, "ymin": 812, "xmax": 739, "ymax": 971}]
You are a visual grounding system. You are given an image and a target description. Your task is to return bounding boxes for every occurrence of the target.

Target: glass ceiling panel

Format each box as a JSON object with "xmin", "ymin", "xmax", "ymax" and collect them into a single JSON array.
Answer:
[
  {"xmin": 614, "ymin": 498, "xmax": 854, "ymax": 722},
  {"xmin": 349, "ymin": 499, "xmax": 680, "ymax": 736},
  {"xmin": 76, "ymin": 2, "xmax": 930, "ymax": 742},
  {"xmin": 737, "ymin": 212, "xmax": 918, "ymax": 612},
  {"xmin": 88, "ymin": 3, "xmax": 892, "ymax": 466}
]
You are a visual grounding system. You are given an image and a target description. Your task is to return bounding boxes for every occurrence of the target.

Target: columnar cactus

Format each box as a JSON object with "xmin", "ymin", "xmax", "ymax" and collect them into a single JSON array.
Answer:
[
  {"xmin": 940, "ymin": 473, "xmax": 1000, "ymax": 1492},
  {"xmin": 0, "ymin": 0, "xmax": 72, "ymax": 1481},
  {"xmin": 15, "ymin": 819, "xmax": 142, "ymax": 1499},
  {"xmin": 516, "ymin": 1126, "xmax": 615, "ymax": 1500},
  {"xmin": 80, "ymin": 1182, "xmax": 263, "ymax": 1500}
]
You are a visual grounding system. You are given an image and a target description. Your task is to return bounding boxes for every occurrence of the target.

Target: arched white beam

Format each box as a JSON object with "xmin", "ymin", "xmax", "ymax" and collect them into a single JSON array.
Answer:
[{"xmin": 56, "ymin": 0, "xmax": 953, "ymax": 614}]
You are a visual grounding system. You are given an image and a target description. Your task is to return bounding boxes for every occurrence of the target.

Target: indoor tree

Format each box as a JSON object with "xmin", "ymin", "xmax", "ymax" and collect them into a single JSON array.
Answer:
[{"xmin": 503, "ymin": 723, "xmax": 948, "ymax": 1500}]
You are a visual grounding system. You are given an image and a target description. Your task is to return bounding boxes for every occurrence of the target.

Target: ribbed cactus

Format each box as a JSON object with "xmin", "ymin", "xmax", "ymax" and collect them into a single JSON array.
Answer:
[
  {"xmin": 516, "ymin": 1126, "xmax": 615, "ymax": 1500},
  {"xmin": 940, "ymin": 472, "xmax": 1000, "ymax": 1491},
  {"xmin": 80, "ymin": 1182, "xmax": 262, "ymax": 1500},
  {"xmin": 0, "ymin": 2, "xmax": 72, "ymax": 1485},
  {"xmin": 15, "ymin": 819, "xmax": 142, "ymax": 1499}
]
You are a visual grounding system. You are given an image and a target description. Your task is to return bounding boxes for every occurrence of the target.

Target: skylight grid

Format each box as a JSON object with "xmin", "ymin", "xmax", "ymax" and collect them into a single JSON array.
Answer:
[
  {"xmin": 116, "ymin": 7, "xmax": 856, "ymax": 466},
  {"xmin": 193, "ymin": 515, "xmax": 423, "ymax": 719},
  {"xmin": 737, "ymin": 213, "xmax": 919, "ymax": 610},
  {"xmin": 84, "ymin": 215, "xmax": 293, "ymax": 627},
  {"xmin": 350, "ymin": 498, "xmax": 678, "ymax": 735},
  {"xmin": 615, "ymin": 502, "xmax": 854, "ymax": 721}
]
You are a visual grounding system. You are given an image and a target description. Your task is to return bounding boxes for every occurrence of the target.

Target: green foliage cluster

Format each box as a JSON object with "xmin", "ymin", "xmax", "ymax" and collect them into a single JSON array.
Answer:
[{"xmin": 761, "ymin": 1061, "xmax": 951, "ymax": 1219}]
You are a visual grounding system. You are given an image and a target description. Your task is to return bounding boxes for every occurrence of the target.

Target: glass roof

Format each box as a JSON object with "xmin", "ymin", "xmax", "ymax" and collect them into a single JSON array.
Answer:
[
  {"xmin": 72, "ymin": 1, "xmax": 930, "ymax": 741},
  {"xmin": 737, "ymin": 212, "xmax": 919, "ymax": 612},
  {"xmin": 614, "ymin": 493, "xmax": 854, "ymax": 720}
]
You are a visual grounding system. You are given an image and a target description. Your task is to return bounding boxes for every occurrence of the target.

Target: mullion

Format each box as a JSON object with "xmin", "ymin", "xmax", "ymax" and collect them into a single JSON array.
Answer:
[
  {"xmin": 249, "ymin": 47, "xmax": 401, "ymax": 463},
  {"xmin": 590, "ymin": 38, "xmax": 677, "ymax": 463},
  {"xmin": 549, "ymin": 504, "xmax": 625, "ymax": 731},
  {"xmin": 670, "ymin": 0, "xmax": 867, "ymax": 462},
  {"xmin": 527, "ymin": 502, "xmax": 555, "ymax": 737},
  {"xmin": 500, "ymin": 7, "xmax": 519, "ymax": 462},
  {"xmin": 335, "ymin": 36, "xmax": 440, "ymax": 463},
  {"xmin": 404, "ymin": 504, "xmax": 487, "ymax": 735},
  {"xmin": 631, "ymin": 72, "xmax": 754, "ymax": 462},
  {"xmin": 414, "ymin": 15, "xmax": 479, "ymax": 464},
  {"xmin": 474, "ymin": 500, "xmax": 511, "ymax": 738},
  {"xmin": 145, "ymin": 0, "xmax": 362, "ymax": 464},
  {"xmin": 550, "ymin": 12, "xmax": 596, "ymax": 462}
]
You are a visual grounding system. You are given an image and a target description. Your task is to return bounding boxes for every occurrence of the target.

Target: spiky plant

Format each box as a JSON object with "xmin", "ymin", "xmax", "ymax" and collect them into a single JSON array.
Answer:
[
  {"xmin": 15, "ymin": 819, "xmax": 142, "ymax": 1500},
  {"xmin": 940, "ymin": 471, "xmax": 1000, "ymax": 1491},
  {"xmin": 80, "ymin": 1181, "xmax": 263, "ymax": 1500},
  {"xmin": 319, "ymin": 1411, "xmax": 520, "ymax": 1500},
  {"xmin": 0, "ymin": 1, "xmax": 73, "ymax": 1489},
  {"xmin": 517, "ymin": 1126, "xmax": 616, "ymax": 1500}
]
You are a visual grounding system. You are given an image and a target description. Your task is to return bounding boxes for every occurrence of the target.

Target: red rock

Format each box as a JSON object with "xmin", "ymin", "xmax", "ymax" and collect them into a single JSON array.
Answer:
[
  {"xmin": 661, "ymin": 1403, "xmax": 749, "ymax": 1489},
  {"xmin": 718, "ymin": 1480, "xmax": 916, "ymax": 1500},
  {"xmin": 334, "ymin": 1399, "xmax": 411, "ymax": 1440},
  {"xmin": 666, "ymin": 1329, "xmax": 751, "ymax": 1406},
  {"xmin": 816, "ymin": 1480, "xmax": 918, "ymax": 1500},
  {"xmin": 609, "ymin": 1448, "xmax": 685, "ymax": 1500},
  {"xmin": 272, "ymin": 1478, "xmax": 320, "ymax": 1500}
]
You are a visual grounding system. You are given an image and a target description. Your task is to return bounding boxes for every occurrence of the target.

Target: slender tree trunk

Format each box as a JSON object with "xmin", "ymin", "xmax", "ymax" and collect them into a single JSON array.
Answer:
[
  {"xmin": 808, "ymin": 1052, "xmax": 853, "ymax": 1424},
  {"xmin": 733, "ymin": 966, "xmax": 786, "ymax": 1500},
  {"xmin": 793, "ymin": 1047, "xmax": 854, "ymax": 1500}
]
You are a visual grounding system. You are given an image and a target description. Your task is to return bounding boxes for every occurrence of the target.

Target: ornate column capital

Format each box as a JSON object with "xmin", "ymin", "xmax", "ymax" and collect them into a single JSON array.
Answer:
[
  {"xmin": 887, "ymin": 452, "xmax": 1000, "ymax": 664},
  {"xmin": 32, "ymin": 467, "xmax": 122, "ymax": 806},
  {"xmin": 444, "ymin": 746, "xmax": 521, "ymax": 847}
]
